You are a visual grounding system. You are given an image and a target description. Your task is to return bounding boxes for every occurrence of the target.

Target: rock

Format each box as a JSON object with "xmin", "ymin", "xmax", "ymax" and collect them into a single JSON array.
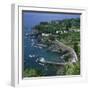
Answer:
[{"xmin": 48, "ymin": 39, "xmax": 78, "ymax": 63}]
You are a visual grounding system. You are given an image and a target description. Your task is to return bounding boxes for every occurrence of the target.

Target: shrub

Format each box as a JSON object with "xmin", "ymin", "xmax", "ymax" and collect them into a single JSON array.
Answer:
[
  {"xmin": 64, "ymin": 61, "xmax": 80, "ymax": 75},
  {"xmin": 24, "ymin": 68, "xmax": 42, "ymax": 77}
]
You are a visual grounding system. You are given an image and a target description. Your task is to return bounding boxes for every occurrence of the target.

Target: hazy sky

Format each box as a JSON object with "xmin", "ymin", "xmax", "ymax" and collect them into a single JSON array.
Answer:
[{"xmin": 23, "ymin": 11, "xmax": 80, "ymax": 30}]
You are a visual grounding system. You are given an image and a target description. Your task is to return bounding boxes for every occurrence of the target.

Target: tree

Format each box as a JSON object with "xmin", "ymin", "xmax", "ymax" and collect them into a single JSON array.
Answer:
[
  {"xmin": 49, "ymin": 35, "xmax": 55, "ymax": 41},
  {"xmin": 64, "ymin": 61, "xmax": 80, "ymax": 75},
  {"xmin": 74, "ymin": 42, "xmax": 79, "ymax": 55}
]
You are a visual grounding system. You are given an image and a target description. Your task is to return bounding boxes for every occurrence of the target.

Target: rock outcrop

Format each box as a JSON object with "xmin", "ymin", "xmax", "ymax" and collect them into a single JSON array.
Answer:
[{"xmin": 48, "ymin": 39, "xmax": 78, "ymax": 63}]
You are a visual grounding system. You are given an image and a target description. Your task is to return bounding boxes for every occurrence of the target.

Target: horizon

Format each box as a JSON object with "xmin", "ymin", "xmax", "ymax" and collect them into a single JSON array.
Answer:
[{"xmin": 23, "ymin": 11, "xmax": 80, "ymax": 31}]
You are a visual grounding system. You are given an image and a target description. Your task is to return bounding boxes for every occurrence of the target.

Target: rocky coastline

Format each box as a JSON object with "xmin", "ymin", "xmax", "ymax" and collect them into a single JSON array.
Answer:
[{"xmin": 37, "ymin": 39, "xmax": 78, "ymax": 65}]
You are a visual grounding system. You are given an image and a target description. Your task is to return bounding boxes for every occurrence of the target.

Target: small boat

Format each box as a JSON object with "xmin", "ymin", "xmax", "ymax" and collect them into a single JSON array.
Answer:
[
  {"xmin": 39, "ymin": 57, "xmax": 46, "ymax": 63},
  {"xmin": 29, "ymin": 54, "xmax": 35, "ymax": 58},
  {"xmin": 36, "ymin": 57, "xmax": 46, "ymax": 63}
]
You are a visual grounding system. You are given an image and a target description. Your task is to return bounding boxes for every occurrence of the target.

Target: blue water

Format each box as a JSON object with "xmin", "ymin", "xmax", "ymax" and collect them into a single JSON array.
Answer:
[{"xmin": 24, "ymin": 29, "xmax": 64, "ymax": 76}]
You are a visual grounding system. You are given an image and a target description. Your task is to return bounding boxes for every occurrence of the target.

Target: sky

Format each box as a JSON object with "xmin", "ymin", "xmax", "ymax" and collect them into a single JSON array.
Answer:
[{"xmin": 23, "ymin": 11, "xmax": 80, "ymax": 31}]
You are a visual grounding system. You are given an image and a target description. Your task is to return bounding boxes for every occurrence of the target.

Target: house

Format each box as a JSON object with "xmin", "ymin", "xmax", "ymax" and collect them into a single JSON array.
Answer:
[{"xmin": 42, "ymin": 33, "xmax": 50, "ymax": 36}]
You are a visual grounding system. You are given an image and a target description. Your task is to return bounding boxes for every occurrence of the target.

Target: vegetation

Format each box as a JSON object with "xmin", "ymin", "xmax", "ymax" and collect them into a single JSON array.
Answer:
[
  {"xmin": 64, "ymin": 61, "xmax": 80, "ymax": 75},
  {"xmin": 23, "ymin": 68, "xmax": 42, "ymax": 77},
  {"xmin": 34, "ymin": 18, "xmax": 80, "ymax": 34}
]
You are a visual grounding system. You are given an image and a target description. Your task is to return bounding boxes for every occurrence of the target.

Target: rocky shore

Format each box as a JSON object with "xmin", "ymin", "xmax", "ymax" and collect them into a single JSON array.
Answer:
[
  {"xmin": 54, "ymin": 40, "xmax": 77, "ymax": 62},
  {"xmin": 38, "ymin": 39, "xmax": 78, "ymax": 65}
]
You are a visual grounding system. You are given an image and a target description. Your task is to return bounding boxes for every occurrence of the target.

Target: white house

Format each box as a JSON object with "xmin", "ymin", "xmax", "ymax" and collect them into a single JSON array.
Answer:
[{"xmin": 42, "ymin": 33, "xmax": 50, "ymax": 36}]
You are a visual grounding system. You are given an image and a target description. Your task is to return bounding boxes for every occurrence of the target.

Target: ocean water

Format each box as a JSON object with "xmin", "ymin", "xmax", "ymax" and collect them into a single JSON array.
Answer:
[{"xmin": 24, "ymin": 29, "xmax": 64, "ymax": 76}]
